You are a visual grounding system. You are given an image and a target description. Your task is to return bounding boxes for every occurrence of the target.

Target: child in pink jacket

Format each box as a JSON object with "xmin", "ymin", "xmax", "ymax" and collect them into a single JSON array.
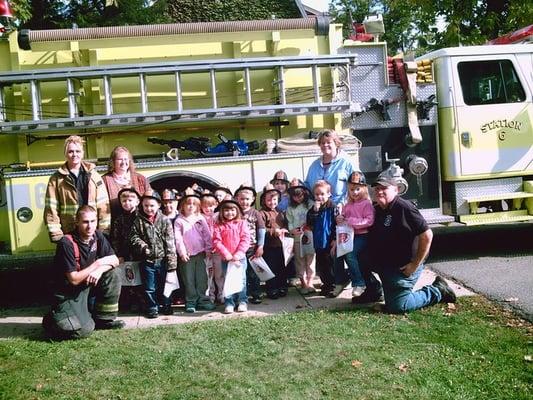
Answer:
[
  {"xmin": 174, "ymin": 193, "xmax": 214, "ymax": 313},
  {"xmin": 212, "ymin": 200, "xmax": 250, "ymax": 314}
]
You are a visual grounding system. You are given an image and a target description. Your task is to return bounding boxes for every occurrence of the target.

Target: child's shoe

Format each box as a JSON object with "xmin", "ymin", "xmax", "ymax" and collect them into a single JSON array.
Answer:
[
  {"xmin": 352, "ymin": 286, "xmax": 366, "ymax": 297},
  {"xmin": 237, "ymin": 302, "xmax": 248, "ymax": 312},
  {"xmin": 185, "ymin": 305, "xmax": 196, "ymax": 313},
  {"xmin": 198, "ymin": 302, "xmax": 216, "ymax": 311},
  {"xmin": 145, "ymin": 310, "xmax": 158, "ymax": 319},
  {"xmin": 161, "ymin": 305, "xmax": 174, "ymax": 315},
  {"xmin": 299, "ymin": 287, "xmax": 310, "ymax": 295},
  {"xmin": 249, "ymin": 296, "xmax": 262, "ymax": 304},
  {"xmin": 224, "ymin": 305, "xmax": 235, "ymax": 314},
  {"xmin": 331, "ymin": 284, "xmax": 345, "ymax": 297}
]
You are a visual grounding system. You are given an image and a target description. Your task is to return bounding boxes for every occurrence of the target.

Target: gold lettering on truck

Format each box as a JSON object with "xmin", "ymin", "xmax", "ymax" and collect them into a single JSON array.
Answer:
[{"xmin": 480, "ymin": 119, "xmax": 522, "ymax": 134}]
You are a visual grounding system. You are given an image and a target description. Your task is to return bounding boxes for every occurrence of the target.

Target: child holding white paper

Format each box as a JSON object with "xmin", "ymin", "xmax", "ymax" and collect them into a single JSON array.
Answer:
[
  {"xmin": 286, "ymin": 178, "xmax": 316, "ymax": 294},
  {"xmin": 259, "ymin": 184, "xmax": 289, "ymax": 299},
  {"xmin": 111, "ymin": 188, "xmax": 143, "ymax": 310},
  {"xmin": 235, "ymin": 185, "xmax": 266, "ymax": 304},
  {"xmin": 174, "ymin": 190, "xmax": 215, "ymax": 313},
  {"xmin": 212, "ymin": 200, "xmax": 250, "ymax": 314},
  {"xmin": 200, "ymin": 191, "xmax": 225, "ymax": 305},
  {"xmin": 335, "ymin": 171, "xmax": 374, "ymax": 298}
]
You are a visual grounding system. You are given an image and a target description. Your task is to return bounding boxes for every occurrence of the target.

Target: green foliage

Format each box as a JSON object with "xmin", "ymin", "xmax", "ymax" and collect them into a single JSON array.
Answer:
[
  {"xmin": 167, "ymin": 0, "xmax": 302, "ymax": 22},
  {"xmin": 1, "ymin": 297, "xmax": 532, "ymax": 399},
  {"xmin": 21, "ymin": 0, "xmax": 171, "ymax": 29},
  {"xmin": 330, "ymin": 0, "xmax": 533, "ymax": 55},
  {"xmin": 6, "ymin": 0, "xmax": 32, "ymax": 23}
]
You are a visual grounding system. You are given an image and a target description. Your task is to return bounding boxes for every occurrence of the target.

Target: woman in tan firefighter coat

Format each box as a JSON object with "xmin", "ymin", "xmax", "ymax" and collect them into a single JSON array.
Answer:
[{"xmin": 44, "ymin": 135, "xmax": 111, "ymax": 242}]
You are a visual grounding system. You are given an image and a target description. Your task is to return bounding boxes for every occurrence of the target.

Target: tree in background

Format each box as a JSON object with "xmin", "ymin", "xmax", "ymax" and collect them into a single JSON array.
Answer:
[
  {"xmin": 330, "ymin": 0, "xmax": 533, "ymax": 55},
  {"xmin": 11, "ymin": 0, "xmax": 170, "ymax": 29},
  {"xmin": 10, "ymin": 0, "xmax": 302, "ymax": 29}
]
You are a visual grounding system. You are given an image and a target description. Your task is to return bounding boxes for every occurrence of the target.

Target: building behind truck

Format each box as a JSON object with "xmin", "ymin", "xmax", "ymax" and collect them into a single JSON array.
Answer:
[{"xmin": 0, "ymin": 3, "xmax": 532, "ymax": 265}]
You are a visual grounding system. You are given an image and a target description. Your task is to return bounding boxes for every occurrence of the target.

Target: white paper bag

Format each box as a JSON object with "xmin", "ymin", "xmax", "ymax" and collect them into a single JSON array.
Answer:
[
  {"xmin": 163, "ymin": 270, "xmax": 180, "ymax": 298},
  {"xmin": 223, "ymin": 260, "xmax": 244, "ymax": 298},
  {"xmin": 117, "ymin": 261, "xmax": 142, "ymax": 286},
  {"xmin": 299, "ymin": 230, "xmax": 315, "ymax": 258},
  {"xmin": 281, "ymin": 236, "xmax": 294, "ymax": 266},
  {"xmin": 336, "ymin": 224, "xmax": 354, "ymax": 257},
  {"xmin": 249, "ymin": 257, "xmax": 275, "ymax": 282}
]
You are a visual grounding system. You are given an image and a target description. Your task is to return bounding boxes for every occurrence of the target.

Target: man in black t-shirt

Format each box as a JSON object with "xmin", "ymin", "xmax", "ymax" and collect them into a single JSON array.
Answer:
[
  {"xmin": 353, "ymin": 176, "xmax": 456, "ymax": 313},
  {"xmin": 43, "ymin": 205, "xmax": 124, "ymax": 340}
]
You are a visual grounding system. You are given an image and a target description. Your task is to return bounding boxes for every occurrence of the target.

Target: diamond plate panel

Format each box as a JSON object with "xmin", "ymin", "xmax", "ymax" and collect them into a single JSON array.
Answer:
[
  {"xmin": 340, "ymin": 45, "xmax": 436, "ymax": 131},
  {"xmin": 452, "ymin": 177, "xmax": 523, "ymax": 215}
]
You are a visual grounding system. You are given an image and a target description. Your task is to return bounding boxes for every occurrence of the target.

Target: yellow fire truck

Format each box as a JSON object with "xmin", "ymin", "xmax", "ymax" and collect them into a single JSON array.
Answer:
[{"xmin": 0, "ymin": 12, "xmax": 532, "ymax": 259}]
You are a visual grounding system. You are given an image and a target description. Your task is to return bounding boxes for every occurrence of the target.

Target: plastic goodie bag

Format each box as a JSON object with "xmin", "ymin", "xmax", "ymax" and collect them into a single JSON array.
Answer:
[
  {"xmin": 163, "ymin": 270, "xmax": 180, "ymax": 298},
  {"xmin": 117, "ymin": 261, "xmax": 142, "ymax": 286},
  {"xmin": 336, "ymin": 224, "xmax": 354, "ymax": 257},
  {"xmin": 249, "ymin": 256, "xmax": 275, "ymax": 282},
  {"xmin": 299, "ymin": 228, "xmax": 315, "ymax": 258},
  {"xmin": 281, "ymin": 236, "xmax": 295, "ymax": 266},
  {"xmin": 223, "ymin": 260, "xmax": 245, "ymax": 297}
]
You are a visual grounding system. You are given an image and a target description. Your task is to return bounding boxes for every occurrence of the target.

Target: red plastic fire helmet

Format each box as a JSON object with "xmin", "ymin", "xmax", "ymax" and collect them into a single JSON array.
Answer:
[{"xmin": 0, "ymin": 0, "xmax": 14, "ymax": 19}]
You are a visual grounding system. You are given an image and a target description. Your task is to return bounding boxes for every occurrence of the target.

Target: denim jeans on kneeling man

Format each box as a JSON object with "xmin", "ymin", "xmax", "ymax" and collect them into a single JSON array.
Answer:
[{"xmin": 378, "ymin": 263, "xmax": 441, "ymax": 314}]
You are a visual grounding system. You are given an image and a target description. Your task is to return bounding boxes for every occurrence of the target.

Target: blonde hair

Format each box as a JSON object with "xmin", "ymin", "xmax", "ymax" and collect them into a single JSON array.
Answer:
[
  {"xmin": 348, "ymin": 182, "xmax": 370, "ymax": 201},
  {"xmin": 317, "ymin": 129, "xmax": 342, "ymax": 148},
  {"xmin": 313, "ymin": 179, "xmax": 331, "ymax": 194},
  {"xmin": 64, "ymin": 135, "xmax": 85, "ymax": 156},
  {"xmin": 179, "ymin": 196, "xmax": 201, "ymax": 215},
  {"xmin": 107, "ymin": 146, "xmax": 136, "ymax": 174},
  {"xmin": 201, "ymin": 196, "xmax": 218, "ymax": 209}
]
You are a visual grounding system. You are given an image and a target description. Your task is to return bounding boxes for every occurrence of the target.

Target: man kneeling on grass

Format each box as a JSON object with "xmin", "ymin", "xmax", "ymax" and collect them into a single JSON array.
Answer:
[
  {"xmin": 43, "ymin": 205, "xmax": 125, "ymax": 340},
  {"xmin": 353, "ymin": 176, "xmax": 456, "ymax": 313}
]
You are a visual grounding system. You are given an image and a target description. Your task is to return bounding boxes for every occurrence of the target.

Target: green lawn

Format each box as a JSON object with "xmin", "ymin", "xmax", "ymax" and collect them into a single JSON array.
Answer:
[{"xmin": 1, "ymin": 296, "xmax": 531, "ymax": 400}]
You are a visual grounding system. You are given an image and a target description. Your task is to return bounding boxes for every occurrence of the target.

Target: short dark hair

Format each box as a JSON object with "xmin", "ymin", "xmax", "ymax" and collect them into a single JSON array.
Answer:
[{"xmin": 75, "ymin": 205, "xmax": 97, "ymax": 221}]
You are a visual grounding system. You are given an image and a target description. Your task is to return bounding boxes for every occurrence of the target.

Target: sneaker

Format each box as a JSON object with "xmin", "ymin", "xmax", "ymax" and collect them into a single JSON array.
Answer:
[
  {"xmin": 351, "ymin": 288, "xmax": 384, "ymax": 304},
  {"xmin": 331, "ymin": 284, "xmax": 345, "ymax": 297},
  {"xmin": 249, "ymin": 296, "xmax": 262, "ymax": 304},
  {"xmin": 94, "ymin": 319, "xmax": 125, "ymax": 330},
  {"xmin": 267, "ymin": 291, "xmax": 279, "ymax": 300},
  {"xmin": 185, "ymin": 306, "xmax": 196, "ymax": 313},
  {"xmin": 161, "ymin": 305, "xmax": 174, "ymax": 315},
  {"xmin": 145, "ymin": 310, "xmax": 158, "ymax": 319},
  {"xmin": 278, "ymin": 288, "xmax": 288, "ymax": 297},
  {"xmin": 288, "ymin": 277, "xmax": 300, "ymax": 287},
  {"xmin": 299, "ymin": 287, "xmax": 310, "ymax": 295},
  {"xmin": 224, "ymin": 305, "xmax": 235, "ymax": 314},
  {"xmin": 237, "ymin": 303, "xmax": 248, "ymax": 312},
  {"xmin": 432, "ymin": 276, "xmax": 457, "ymax": 303},
  {"xmin": 352, "ymin": 286, "xmax": 366, "ymax": 297},
  {"xmin": 198, "ymin": 302, "xmax": 216, "ymax": 311}
]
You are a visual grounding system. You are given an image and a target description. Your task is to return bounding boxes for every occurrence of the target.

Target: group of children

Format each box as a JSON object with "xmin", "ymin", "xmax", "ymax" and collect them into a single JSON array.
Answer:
[{"xmin": 110, "ymin": 169, "xmax": 375, "ymax": 318}]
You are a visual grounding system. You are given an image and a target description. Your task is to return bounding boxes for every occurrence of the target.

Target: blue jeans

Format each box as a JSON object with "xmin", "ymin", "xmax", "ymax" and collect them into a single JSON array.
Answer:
[
  {"xmin": 341, "ymin": 234, "xmax": 367, "ymax": 287},
  {"xmin": 141, "ymin": 259, "xmax": 170, "ymax": 313},
  {"xmin": 222, "ymin": 259, "xmax": 248, "ymax": 307},
  {"xmin": 378, "ymin": 264, "xmax": 441, "ymax": 313}
]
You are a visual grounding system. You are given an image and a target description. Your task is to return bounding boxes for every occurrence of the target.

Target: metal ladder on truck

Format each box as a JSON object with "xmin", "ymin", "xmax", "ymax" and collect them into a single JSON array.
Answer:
[{"xmin": 0, "ymin": 54, "xmax": 369, "ymax": 134}]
